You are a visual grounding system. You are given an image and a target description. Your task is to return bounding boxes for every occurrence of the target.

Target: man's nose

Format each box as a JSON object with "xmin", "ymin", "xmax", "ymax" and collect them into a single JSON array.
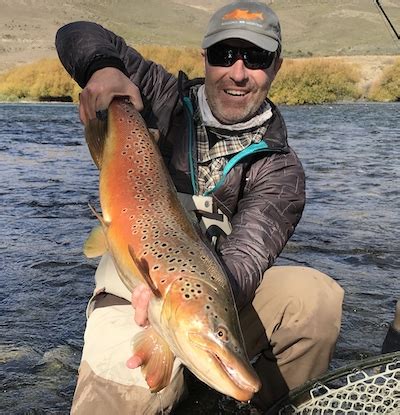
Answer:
[{"xmin": 228, "ymin": 59, "xmax": 248, "ymax": 83}]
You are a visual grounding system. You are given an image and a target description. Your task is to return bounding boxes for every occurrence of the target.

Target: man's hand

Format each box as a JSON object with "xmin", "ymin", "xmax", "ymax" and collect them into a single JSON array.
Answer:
[
  {"xmin": 79, "ymin": 67, "xmax": 144, "ymax": 125},
  {"xmin": 126, "ymin": 284, "xmax": 152, "ymax": 369}
]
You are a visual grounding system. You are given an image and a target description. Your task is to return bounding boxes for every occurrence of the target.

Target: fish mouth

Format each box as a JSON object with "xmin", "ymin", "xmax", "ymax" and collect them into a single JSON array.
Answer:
[
  {"xmin": 188, "ymin": 332, "xmax": 260, "ymax": 400},
  {"xmin": 209, "ymin": 350, "xmax": 259, "ymax": 394}
]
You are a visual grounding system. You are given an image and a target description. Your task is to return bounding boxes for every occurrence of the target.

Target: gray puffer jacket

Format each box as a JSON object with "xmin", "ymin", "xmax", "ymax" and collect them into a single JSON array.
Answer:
[{"xmin": 56, "ymin": 21, "xmax": 306, "ymax": 309}]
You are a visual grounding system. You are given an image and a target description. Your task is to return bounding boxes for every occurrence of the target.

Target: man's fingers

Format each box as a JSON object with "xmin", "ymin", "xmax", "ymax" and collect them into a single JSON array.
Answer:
[
  {"xmin": 78, "ymin": 92, "xmax": 90, "ymax": 125},
  {"xmin": 78, "ymin": 68, "xmax": 143, "ymax": 125},
  {"xmin": 79, "ymin": 88, "xmax": 99, "ymax": 125},
  {"xmin": 132, "ymin": 286, "xmax": 151, "ymax": 327},
  {"xmin": 128, "ymin": 90, "xmax": 144, "ymax": 112},
  {"xmin": 131, "ymin": 284, "xmax": 145, "ymax": 307},
  {"xmin": 95, "ymin": 92, "xmax": 114, "ymax": 118},
  {"xmin": 126, "ymin": 354, "xmax": 143, "ymax": 369}
]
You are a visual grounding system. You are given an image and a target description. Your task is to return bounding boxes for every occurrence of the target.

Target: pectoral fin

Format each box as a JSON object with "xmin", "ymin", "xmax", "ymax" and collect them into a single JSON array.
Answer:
[
  {"xmin": 83, "ymin": 225, "xmax": 107, "ymax": 258},
  {"xmin": 128, "ymin": 245, "xmax": 161, "ymax": 298},
  {"xmin": 133, "ymin": 327, "xmax": 175, "ymax": 392}
]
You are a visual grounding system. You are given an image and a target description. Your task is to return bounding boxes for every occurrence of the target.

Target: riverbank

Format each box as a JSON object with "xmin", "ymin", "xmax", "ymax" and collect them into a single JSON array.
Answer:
[{"xmin": 0, "ymin": 54, "xmax": 398, "ymax": 104}]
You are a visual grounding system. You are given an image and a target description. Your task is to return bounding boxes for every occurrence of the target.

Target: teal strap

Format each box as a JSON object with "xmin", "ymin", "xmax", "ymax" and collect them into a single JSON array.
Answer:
[
  {"xmin": 203, "ymin": 141, "xmax": 269, "ymax": 196},
  {"xmin": 183, "ymin": 97, "xmax": 198, "ymax": 194}
]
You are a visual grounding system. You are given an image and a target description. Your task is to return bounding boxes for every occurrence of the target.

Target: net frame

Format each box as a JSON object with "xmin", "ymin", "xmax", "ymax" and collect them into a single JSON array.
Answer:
[{"xmin": 266, "ymin": 351, "xmax": 400, "ymax": 414}]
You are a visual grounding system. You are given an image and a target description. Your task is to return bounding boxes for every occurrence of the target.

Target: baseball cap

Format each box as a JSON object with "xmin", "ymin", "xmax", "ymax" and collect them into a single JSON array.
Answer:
[{"xmin": 202, "ymin": 1, "xmax": 281, "ymax": 52}]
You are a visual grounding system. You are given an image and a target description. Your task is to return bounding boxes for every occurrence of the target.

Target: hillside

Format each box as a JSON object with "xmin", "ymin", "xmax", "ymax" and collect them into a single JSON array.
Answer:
[{"xmin": 0, "ymin": 0, "xmax": 399, "ymax": 81}]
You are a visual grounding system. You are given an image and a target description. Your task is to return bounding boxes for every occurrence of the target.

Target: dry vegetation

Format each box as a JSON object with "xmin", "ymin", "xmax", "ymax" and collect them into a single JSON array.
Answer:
[
  {"xmin": 367, "ymin": 57, "xmax": 400, "ymax": 102},
  {"xmin": 0, "ymin": 47, "xmax": 399, "ymax": 104},
  {"xmin": 0, "ymin": 59, "xmax": 81, "ymax": 102},
  {"xmin": 270, "ymin": 58, "xmax": 362, "ymax": 104},
  {"xmin": 138, "ymin": 45, "xmax": 203, "ymax": 79}
]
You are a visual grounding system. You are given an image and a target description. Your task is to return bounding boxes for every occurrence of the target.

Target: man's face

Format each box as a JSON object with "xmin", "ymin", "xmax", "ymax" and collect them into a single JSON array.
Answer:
[{"xmin": 203, "ymin": 39, "xmax": 282, "ymax": 125}]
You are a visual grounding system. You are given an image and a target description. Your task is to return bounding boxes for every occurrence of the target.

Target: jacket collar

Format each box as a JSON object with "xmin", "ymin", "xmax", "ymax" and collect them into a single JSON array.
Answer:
[{"xmin": 178, "ymin": 71, "xmax": 289, "ymax": 154}]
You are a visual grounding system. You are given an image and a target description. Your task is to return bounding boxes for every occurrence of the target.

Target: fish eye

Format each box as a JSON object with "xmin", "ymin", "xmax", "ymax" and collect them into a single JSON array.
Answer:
[{"xmin": 216, "ymin": 326, "xmax": 229, "ymax": 342}]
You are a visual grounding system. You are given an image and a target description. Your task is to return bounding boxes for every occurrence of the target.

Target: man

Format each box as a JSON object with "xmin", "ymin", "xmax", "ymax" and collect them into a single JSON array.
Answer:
[{"xmin": 56, "ymin": 1, "xmax": 344, "ymax": 413}]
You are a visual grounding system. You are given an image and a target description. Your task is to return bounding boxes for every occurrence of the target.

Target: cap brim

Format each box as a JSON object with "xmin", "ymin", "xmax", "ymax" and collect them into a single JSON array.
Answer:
[{"xmin": 202, "ymin": 29, "xmax": 279, "ymax": 51}]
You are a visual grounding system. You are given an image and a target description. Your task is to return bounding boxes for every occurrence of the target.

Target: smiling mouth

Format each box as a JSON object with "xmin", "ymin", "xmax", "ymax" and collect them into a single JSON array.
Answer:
[{"xmin": 224, "ymin": 89, "xmax": 248, "ymax": 97}]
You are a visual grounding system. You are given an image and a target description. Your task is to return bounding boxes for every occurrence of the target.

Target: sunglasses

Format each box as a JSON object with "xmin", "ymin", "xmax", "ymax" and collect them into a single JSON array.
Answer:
[{"xmin": 206, "ymin": 43, "xmax": 276, "ymax": 70}]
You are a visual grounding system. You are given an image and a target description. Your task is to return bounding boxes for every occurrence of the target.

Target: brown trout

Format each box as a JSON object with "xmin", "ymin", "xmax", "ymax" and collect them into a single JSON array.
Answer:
[{"xmin": 83, "ymin": 97, "xmax": 261, "ymax": 401}]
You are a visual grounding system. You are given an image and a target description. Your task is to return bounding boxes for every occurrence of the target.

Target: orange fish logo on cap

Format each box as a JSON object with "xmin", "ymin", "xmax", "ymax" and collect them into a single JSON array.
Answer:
[{"xmin": 222, "ymin": 8, "xmax": 264, "ymax": 21}]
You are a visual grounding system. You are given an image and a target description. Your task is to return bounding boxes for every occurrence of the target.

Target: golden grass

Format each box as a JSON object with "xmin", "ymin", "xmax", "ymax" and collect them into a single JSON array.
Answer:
[
  {"xmin": 0, "ymin": 47, "xmax": 398, "ymax": 104},
  {"xmin": 137, "ymin": 45, "xmax": 204, "ymax": 79},
  {"xmin": 0, "ymin": 58, "xmax": 81, "ymax": 101},
  {"xmin": 367, "ymin": 58, "xmax": 400, "ymax": 102},
  {"xmin": 270, "ymin": 58, "xmax": 361, "ymax": 104}
]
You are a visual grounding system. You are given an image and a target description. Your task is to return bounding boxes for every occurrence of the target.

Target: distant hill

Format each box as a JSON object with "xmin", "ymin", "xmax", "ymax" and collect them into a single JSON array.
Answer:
[{"xmin": 0, "ymin": 0, "xmax": 399, "ymax": 73}]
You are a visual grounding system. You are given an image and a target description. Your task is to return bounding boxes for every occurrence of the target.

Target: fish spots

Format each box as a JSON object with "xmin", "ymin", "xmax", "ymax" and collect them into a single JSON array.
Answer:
[
  {"xmin": 210, "ymin": 311, "xmax": 220, "ymax": 321},
  {"xmin": 179, "ymin": 278, "xmax": 205, "ymax": 300}
]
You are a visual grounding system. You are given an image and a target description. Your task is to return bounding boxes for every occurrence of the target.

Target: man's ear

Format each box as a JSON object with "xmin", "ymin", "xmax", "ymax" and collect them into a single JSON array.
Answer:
[{"xmin": 202, "ymin": 49, "xmax": 207, "ymax": 71}]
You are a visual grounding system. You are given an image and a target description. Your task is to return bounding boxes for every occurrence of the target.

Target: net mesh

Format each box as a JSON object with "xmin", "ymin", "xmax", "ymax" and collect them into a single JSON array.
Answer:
[{"xmin": 268, "ymin": 352, "xmax": 400, "ymax": 414}]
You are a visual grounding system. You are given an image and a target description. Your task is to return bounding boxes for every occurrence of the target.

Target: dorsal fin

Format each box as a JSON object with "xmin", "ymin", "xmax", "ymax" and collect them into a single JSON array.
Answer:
[
  {"xmin": 85, "ymin": 115, "xmax": 108, "ymax": 169},
  {"xmin": 128, "ymin": 245, "xmax": 162, "ymax": 298}
]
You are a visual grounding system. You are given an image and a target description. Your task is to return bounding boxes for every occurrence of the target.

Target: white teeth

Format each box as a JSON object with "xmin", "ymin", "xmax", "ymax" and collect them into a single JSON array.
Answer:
[{"xmin": 225, "ymin": 90, "xmax": 246, "ymax": 97}]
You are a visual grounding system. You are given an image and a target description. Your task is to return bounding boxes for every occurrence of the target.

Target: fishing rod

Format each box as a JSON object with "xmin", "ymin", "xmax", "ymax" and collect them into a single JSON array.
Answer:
[{"xmin": 375, "ymin": 0, "xmax": 400, "ymax": 39}]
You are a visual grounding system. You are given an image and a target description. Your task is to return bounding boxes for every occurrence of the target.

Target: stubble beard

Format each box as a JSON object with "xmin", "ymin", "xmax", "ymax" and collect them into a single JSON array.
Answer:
[{"xmin": 204, "ymin": 81, "xmax": 267, "ymax": 125}]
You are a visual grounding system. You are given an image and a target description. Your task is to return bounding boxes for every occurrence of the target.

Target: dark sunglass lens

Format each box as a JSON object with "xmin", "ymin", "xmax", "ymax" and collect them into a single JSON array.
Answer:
[
  {"xmin": 207, "ymin": 45, "xmax": 234, "ymax": 67},
  {"xmin": 244, "ymin": 49, "xmax": 275, "ymax": 69}
]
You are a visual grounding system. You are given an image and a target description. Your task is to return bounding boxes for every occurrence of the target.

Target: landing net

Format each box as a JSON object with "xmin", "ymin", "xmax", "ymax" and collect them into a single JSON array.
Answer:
[{"xmin": 268, "ymin": 351, "xmax": 400, "ymax": 414}]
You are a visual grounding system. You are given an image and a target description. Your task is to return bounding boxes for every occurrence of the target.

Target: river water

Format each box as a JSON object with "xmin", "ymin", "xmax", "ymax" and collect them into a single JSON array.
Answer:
[{"xmin": 0, "ymin": 102, "xmax": 399, "ymax": 414}]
